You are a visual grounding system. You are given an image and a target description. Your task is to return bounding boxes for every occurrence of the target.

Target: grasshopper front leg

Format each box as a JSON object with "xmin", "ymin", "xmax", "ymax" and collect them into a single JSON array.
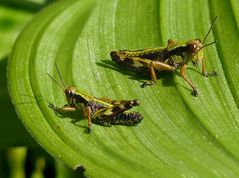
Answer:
[
  {"xmin": 122, "ymin": 56, "xmax": 176, "ymax": 87},
  {"xmin": 146, "ymin": 60, "xmax": 176, "ymax": 87},
  {"xmin": 49, "ymin": 103, "xmax": 93, "ymax": 133},
  {"xmin": 49, "ymin": 103, "xmax": 77, "ymax": 112},
  {"xmin": 201, "ymin": 58, "xmax": 217, "ymax": 77},
  {"xmin": 180, "ymin": 64, "xmax": 198, "ymax": 96}
]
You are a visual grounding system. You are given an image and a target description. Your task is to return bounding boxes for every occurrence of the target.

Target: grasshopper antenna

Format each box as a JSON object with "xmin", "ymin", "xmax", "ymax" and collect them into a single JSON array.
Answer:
[
  {"xmin": 202, "ymin": 41, "xmax": 216, "ymax": 49},
  {"xmin": 202, "ymin": 16, "xmax": 217, "ymax": 44},
  {"xmin": 47, "ymin": 63, "xmax": 67, "ymax": 91},
  {"xmin": 193, "ymin": 41, "xmax": 216, "ymax": 58},
  {"xmin": 54, "ymin": 63, "xmax": 67, "ymax": 89},
  {"xmin": 193, "ymin": 17, "xmax": 217, "ymax": 58},
  {"xmin": 47, "ymin": 73, "xmax": 65, "ymax": 91}
]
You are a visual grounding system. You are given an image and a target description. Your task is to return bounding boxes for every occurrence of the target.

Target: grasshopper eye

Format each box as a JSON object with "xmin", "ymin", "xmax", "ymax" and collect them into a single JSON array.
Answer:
[
  {"xmin": 187, "ymin": 42, "xmax": 199, "ymax": 54},
  {"xmin": 68, "ymin": 91, "xmax": 72, "ymax": 96},
  {"xmin": 65, "ymin": 89, "xmax": 74, "ymax": 97}
]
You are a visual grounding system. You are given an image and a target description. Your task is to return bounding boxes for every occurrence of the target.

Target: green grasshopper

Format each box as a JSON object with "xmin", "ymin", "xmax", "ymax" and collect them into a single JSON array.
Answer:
[
  {"xmin": 48, "ymin": 64, "xmax": 143, "ymax": 133},
  {"xmin": 110, "ymin": 17, "xmax": 218, "ymax": 96}
]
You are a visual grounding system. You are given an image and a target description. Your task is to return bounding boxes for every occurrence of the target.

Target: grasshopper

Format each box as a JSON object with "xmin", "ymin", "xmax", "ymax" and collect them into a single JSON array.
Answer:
[
  {"xmin": 48, "ymin": 64, "xmax": 143, "ymax": 133},
  {"xmin": 110, "ymin": 17, "xmax": 218, "ymax": 96}
]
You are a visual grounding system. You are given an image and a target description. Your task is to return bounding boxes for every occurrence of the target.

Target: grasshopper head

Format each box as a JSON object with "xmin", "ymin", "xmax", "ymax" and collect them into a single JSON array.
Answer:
[
  {"xmin": 186, "ymin": 39, "xmax": 203, "ymax": 67},
  {"xmin": 187, "ymin": 17, "xmax": 217, "ymax": 67},
  {"xmin": 65, "ymin": 86, "xmax": 76, "ymax": 104}
]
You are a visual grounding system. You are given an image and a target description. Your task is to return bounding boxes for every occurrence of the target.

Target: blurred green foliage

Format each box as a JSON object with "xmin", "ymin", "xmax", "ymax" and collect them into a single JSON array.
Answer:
[{"xmin": 0, "ymin": 1, "xmax": 85, "ymax": 178}]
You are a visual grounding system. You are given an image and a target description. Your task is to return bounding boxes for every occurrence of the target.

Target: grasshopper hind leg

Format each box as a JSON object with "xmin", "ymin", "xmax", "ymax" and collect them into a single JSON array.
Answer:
[
  {"xmin": 93, "ymin": 112, "xmax": 143, "ymax": 126},
  {"xmin": 141, "ymin": 60, "xmax": 158, "ymax": 88},
  {"xmin": 91, "ymin": 100, "xmax": 143, "ymax": 126},
  {"xmin": 141, "ymin": 60, "xmax": 176, "ymax": 88},
  {"xmin": 96, "ymin": 119, "xmax": 112, "ymax": 127},
  {"xmin": 111, "ymin": 112, "xmax": 143, "ymax": 125}
]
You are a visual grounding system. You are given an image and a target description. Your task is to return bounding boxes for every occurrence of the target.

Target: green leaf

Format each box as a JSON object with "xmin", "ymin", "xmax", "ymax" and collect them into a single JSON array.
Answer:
[
  {"xmin": 0, "ymin": 6, "xmax": 34, "ymax": 147},
  {"xmin": 8, "ymin": 0, "xmax": 239, "ymax": 177}
]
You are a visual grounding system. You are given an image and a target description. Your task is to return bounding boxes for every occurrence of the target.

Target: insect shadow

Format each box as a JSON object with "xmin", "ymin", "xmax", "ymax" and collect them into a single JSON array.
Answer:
[
  {"xmin": 187, "ymin": 67, "xmax": 202, "ymax": 75},
  {"xmin": 97, "ymin": 60, "xmax": 178, "ymax": 87},
  {"xmin": 48, "ymin": 104, "xmax": 88, "ymax": 131}
]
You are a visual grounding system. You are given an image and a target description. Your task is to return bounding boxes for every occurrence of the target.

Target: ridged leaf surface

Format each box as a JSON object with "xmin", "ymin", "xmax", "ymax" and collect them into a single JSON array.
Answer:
[{"xmin": 8, "ymin": 0, "xmax": 239, "ymax": 177}]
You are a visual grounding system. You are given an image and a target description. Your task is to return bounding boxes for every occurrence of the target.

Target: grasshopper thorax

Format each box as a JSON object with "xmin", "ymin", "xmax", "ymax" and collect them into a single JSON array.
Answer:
[{"xmin": 186, "ymin": 39, "xmax": 203, "ymax": 67}]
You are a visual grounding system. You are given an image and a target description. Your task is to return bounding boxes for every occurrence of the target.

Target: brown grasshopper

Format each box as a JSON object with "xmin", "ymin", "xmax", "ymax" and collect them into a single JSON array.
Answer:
[
  {"xmin": 110, "ymin": 17, "xmax": 218, "ymax": 96},
  {"xmin": 48, "ymin": 64, "xmax": 143, "ymax": 133}
]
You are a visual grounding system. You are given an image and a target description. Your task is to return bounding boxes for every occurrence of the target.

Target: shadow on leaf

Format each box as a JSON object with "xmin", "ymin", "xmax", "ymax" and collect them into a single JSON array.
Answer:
[{"xmin": 97, "ymin": 59, "xmax": 177, "ymax": 87}]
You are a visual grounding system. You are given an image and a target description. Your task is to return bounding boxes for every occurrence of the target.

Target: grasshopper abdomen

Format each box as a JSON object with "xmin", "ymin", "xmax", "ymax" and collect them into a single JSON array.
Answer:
[
  {"xmin": 111, "ymin": 112, "xmax": 143, "ymax": 125},
  {"xmin": 87, "ymin": 99, "xmax": 143, "ymax": 126},
  {"xmin": 94, "ymin": 112, "xmax": 143, "ymax": 126}
]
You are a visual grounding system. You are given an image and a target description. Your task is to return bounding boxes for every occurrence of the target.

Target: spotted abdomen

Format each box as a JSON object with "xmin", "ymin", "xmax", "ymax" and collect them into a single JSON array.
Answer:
[
  {"xmin": 111, "ymin": 112, "xmax": 143, "ymax": 125},
  {"xmin": 94, "ymin": 112, "xmax": 143, "ymax": 126}
]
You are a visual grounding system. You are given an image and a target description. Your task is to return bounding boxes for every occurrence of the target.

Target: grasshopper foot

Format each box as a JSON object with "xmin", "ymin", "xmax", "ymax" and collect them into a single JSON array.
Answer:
[
  {"xmin": 203, "ymin": 71, "xmax": 217, "ymax": 77},
  {"xmin": 48, "ymin": 103, "xmax": 57, "ymax": 111},
  {"xmin": 48, "ymin": 103, "xmax": 54, "ymax": 109},
  {"xmin": 191, "ymin": 89, "xmax": 198, "ymax": 97},
  {"xmin": 87, "ymin": 127, "xmax": 92, "ymax": 133},
  {"xmin": 141, "ymin": 81, "xmax": 155, "ymax": 88}
]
